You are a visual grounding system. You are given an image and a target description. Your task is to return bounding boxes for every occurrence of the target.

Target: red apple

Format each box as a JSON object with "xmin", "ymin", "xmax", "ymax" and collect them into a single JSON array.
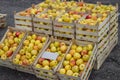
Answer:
[
  {"xmin": 70, "ymin": 60, "xmax": 76, "ymax": 67},
  {"xmin": 38, "ymin": 58, "xmax": 45, "ymax": 64},
  {"xmin": 22, "ymin": 59, "xmax": 29, "ymax": 65},
  {"xmin": 15, "ymin": 32, "xmax": 21, "ymax": 37},
  {"xmin": 78, "ymin": 2, "xmax": 84, "ymax": 6},
  {"xmin": 81, "ymin": 50, "xmax": 88, "ymax": 56},
  {"xmin": 36, "ymin": 36, "xmax": 42, "ymax": 41},
  {"xmin": 6, "ymin": 50, "xmax": 13, "ymax": 57},
  {"xmin": 86, "ymin": 15, "xmax": 92, "ymax": 19}
]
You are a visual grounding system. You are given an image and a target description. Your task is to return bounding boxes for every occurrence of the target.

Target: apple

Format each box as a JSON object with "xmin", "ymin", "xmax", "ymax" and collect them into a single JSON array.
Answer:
[
  {"xmin": 57, "ymin": 56, "xmax": 62, "ymax": 62},
  {"xmin": 72, "ymin": 66, "xmax": 79, "ymax": 73},
  {"xmin": 70, "ymin": 60, "xmax": 76, "ymax": 66},
  {"xmin": 8, "ymin": 39, "xmax": 14, "ymax": 44},
  {"xmin": 73, "ymin": 52, "xmax": 81, "ymax": 60},
  {"xmin": 73, "ymin": 73, "xmax": 79, "ymax": 77},
  {"xmin": 82, "ymin": 55, "xmax": 89, "ymax": 62},
  {"xmin": 0, "ymin": 43, "xmax": 4, "ymax": 49},
  {"xmin": 88, "ymin": 51, "xmax": 92, "ymax": 56},
  {"xmin": 81, "ymin": 50, "xmax": 88, "ymax": 56},
  {"xmin": 54, "ymin": 41, "xmax": 60, "ymax": 47},
  {"xmin": 32, "ymin": 34, "xmax": 37, "ymax": 40},
  {"xmin": 50, "ymin": 60, "xmax": 58, "ymax": 67},
  {"xmin": 13, "ymin": 58, "xmax": 19, "ymax": 64},
  {"xmin": 7, "ymin": 32, "xmax": 12, "ymax": 37},
  {"xmin": 0, "ymin": 49, "xmax": 4, "ymax": 56},
  {"xmin": 6, "ymin": 50, "xmax": 13, "ymax": 57},
  {"xmin": 35, "ymin": 64, "xmax": 42, "ymax": 68},
  {"xmin": 86, "ymin": 15, "xmax": 92, "ymax": 19},
  {"xmin": 19, "ymin": 49, "xmax": 25, "ymax": 55},
  {"xmin": 66, "ymin": 54, "xmax": 72, "ymax": 60},
  {"xmin": 42, "ymin": 60, "xmax": 50, "ymax": 66},
  {"xmin": 76, "ymin": 59, "xmax": 83, "ymax": 66},
  {"xmin": 15, "ymin": 32, "xmax": 21, "ymax": 37},
  {"xmin": 78, "ymin": 2, "xmax": 84, "ymax": 6},
  {"xmin": 43, "ymin": 65, "xmax": 50, "ymax": 70},
  {"xmin": 27, "ymin": 36, "xmax": 32, "ymax": 40},
  {"xmin": 14, "ymin": 38, "xmax": 20, "ymax": 43},
  {"xmin": 31, "ymin": 50, "xmax": 38, "ymax": 55},
  {"xmin": 38, "ymin": 58, "xmax": 45, "ymax": 64},
  {"xmin": 50, "ymin": 43, "xmax": 54, "ymax": 48},
  {"xmin": 69, "ymin": 50, "xmax": 75, "ymax": 56},
  {"xmin": 76, "ymin": 46, "xmax": 82, "ymax": 53},
  {"xmin": 36, "ymin": 36, "xmax": 42, "ymax": 41},
  {"xmin": 60, "ymin": 45, "xmax": 67, "ymax": 53},
  {"xmin": 25, "ymin": 53, "xmax": 32, "ymax": 59},
  {"xmin": 21, "ymin": 55, "xmax": 26, "ymax": 61},
  {"xmin": 41, "ymin": 37, "xmax": 46, "ymax": 42},
  {"xmin": 23, "ymin": 40, "xmax": 29, "ymax": 46},
  {"xmin": 31, "ymin": 39, "xmax": 35, "ymax": 44},
  {"xmin": 79, "ymin": 64, "xmax": 85, "ymax": 71},
  {"xmin": 50, "ymin": 46, "xmax": 57, "ymax": 52},
  {"xmin": 16, "ymin": 54, "xmax": 21, "ymax": 59},
  {"xmin": 66, "ymin": 70, "xmax": 73, "ymax": 76},
  {"xmin": 63, "ymin": 60, "xmax": 69, "ymax": 66},
  {"xmin": 59, "ymin": 68, "xmax": 66, "ymax": 74},
  {"xmin": 38, "ymin": 43, "xmax": 43, "ymax": 49},
  {"xmin": 29, "ymin": 43, "xmax": 34, "ymax": 48},
  {"xmin": 60, "ymin": 42, "xmax": 65, "ymax": 47},
  {"xmin": 87, "ymin": 44, "xmax": 93, "ymax": 50},
  {"xmin": 22, "ymin": 59, "xmax": 29, "ymax": 65},
  {"xmin": 3, "ymin": 46, "xmax": 9, "ymax": 52},
  {"xmin": 33, "ymin": 46, "xmax": 39, "ymax": 51},
  {"xmin": 35, "ymin": 40, "xmax": 40, "ymax": 45},
  {"xmin": 65, "ymin": 65, "xmax": 71, "ymax": 70}
]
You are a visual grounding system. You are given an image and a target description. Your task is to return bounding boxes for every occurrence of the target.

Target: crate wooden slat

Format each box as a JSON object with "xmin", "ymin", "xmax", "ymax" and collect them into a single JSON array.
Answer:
[
  {"xmin": 0, "ymin": 27, "xmax": 26, "ymax": 69},
  {"xmin": 33, "ymin": 38, "xmax": 72, "ymax": 80},
  {"xmin": 57, "ymin": 40, "xmax": 97, "ymax": 80},
  {"xmin": 11, "ymin": 32, "xmax": 49, "ymax": 74},
  {"xmin": 0, "ymin": 14, "xmax": 7, "ymax": 28},
  {"xmin": 33, "ymin": 16, "xmax": 53, "ymax": 35},
  {"xmin": 14, "ymin": 13, "xmax": 33, "ymax": 31},
  {"xmin": 76, "ymin": 15, "xmax": 110, "ymax": 43}
]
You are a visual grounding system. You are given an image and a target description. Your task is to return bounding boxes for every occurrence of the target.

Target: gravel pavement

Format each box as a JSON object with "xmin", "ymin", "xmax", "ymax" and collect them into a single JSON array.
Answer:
[{"xmin": 0, "ymin": 0, "xmax": 120, "ymax": 80}]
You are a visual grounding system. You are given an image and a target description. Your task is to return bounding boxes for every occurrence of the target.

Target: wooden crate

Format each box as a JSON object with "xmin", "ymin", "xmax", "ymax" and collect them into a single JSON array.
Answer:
[
  {"xmin": 95, "ymin": 36, "xmax": 118, "ymax": 70},
  {"xmin": 0, "ymin": 14, "xmax": 7, "ymax": 28},
  {"xmin": 53, "ymin": 21, "xmax": 75, "ymax": 39},
  {"xmin": 57, "ymin": 40, "xmax": 97, "ymax": 80},
  {"xmin": 95, "ymin": 22, "xmax": 118, "ymax": 70},
  {"xmin": 33, "ymin": 8, "xmax": 64, "ymax": 35},
  {"xmin": 14, "ymin": 4, "xmax": 46, "ymax": 31},
  {"xmin": 76, "ymin": 14, "xmax": 110, "ymax": 42},
  {"xmin": 33, "ymin": 38, "xmax": 72, "ymax": 80},
  {"xmin": 0, "ymin": 27, "xmax": 26, "ymax": 69},
  {"xmin": 14, "ymin": 12, "xmax": 33, "ymax": 31},
  {"xmin": 11, "ymin": 32, "xmax": 49, "ymax": 74},
  {"xmin": 33, "ymin": 15, "xmax": 53, "ymax": 35}
]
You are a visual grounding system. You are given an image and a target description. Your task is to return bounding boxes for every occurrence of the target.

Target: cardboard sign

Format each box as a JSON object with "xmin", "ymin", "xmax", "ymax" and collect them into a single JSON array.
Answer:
[{"xmin": 41, "ymin": 51, "xmax": 59, "ymax": 60}]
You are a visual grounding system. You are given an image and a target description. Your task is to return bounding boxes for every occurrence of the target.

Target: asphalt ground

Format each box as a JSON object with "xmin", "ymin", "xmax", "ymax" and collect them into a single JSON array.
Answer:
[{"xmin": 0, "ymin": 0, "xmax": 120, "ymax": 80}]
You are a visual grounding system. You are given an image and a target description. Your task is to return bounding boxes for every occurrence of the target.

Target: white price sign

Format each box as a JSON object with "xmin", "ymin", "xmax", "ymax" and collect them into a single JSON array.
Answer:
[{"xmin": 41, "ymin": 51, "xmax": 59, "ymax": 60}]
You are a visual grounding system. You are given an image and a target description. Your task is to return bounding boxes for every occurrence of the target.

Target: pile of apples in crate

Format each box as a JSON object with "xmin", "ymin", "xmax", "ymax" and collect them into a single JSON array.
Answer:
[{"xmin": 0, "ymin": 0, "xmax": 118, "ymax": 80}]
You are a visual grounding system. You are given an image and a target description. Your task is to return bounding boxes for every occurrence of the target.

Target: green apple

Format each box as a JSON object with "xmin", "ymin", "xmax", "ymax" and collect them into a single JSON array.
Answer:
[
  {"xmin": 73, "ymin": 52, "xmax": 81, "ymax": 60},
  {"xmin": 82, "ymin": 54, "xmax": 89, "ymax": 62},
  {"xmin": 79, "ymin": 64, "xmax": 85, "ymax": 71},
  {"xmin": 76, "ymin": 59, "xmax": 83, "ymax": 65},
  {"xmin": 31, "ymin": 50, "xmax": 38, "ymax": 55},
  {"xmin": 50, "ymin": 46, "xmax": 57, "ymax": 52},
  {"xmin": 63, "ymin": 60, "xmax": 69, "ymax": 66},
  {"xmin": 72, "ymin": 66, "xmax": 79, "ymax": 73},
  {"xmin": 54, "ymin": 41, "xmax": 60, "ymax": 47},
  {"xmin": 3, "ymin": 46, "xmax": 9, "ymax": 52}
]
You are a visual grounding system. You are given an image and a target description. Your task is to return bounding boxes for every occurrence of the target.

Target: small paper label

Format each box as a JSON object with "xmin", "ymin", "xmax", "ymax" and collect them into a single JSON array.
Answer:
[{"xmin": 41, "ymin": 51, "xmax": 59, "ymax": 60}]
